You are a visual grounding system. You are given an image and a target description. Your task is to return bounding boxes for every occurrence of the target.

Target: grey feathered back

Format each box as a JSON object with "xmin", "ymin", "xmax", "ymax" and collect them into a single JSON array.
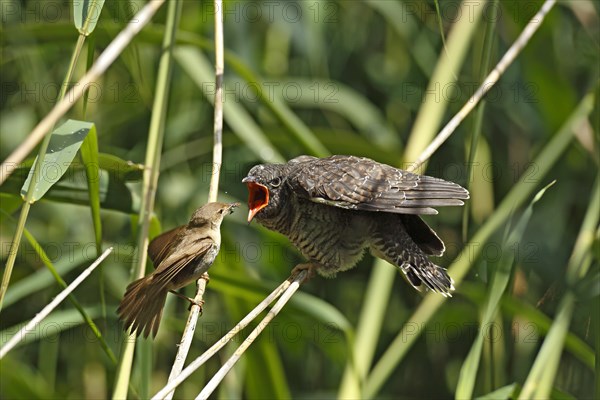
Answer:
[{"xmin": 286, "ymin": 155, "xmax": 469, "ymax": 215}]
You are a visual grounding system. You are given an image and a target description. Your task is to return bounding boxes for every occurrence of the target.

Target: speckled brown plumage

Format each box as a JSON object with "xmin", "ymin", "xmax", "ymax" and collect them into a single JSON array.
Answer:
[{"xmin": 243, "ymin": 155, "xmax": 468, "ymax": 296}]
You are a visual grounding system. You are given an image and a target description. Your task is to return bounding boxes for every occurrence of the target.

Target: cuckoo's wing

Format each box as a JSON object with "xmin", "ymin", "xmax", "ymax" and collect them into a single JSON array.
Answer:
[{"xmin": 286, "ymin": 155, "xmax": 469, "ymax": 215}]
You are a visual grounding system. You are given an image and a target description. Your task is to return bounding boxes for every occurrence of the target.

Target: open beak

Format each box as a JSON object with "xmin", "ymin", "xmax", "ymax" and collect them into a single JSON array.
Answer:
[{"xmin": 242, "ymin": 176, "xmax": 269, "ymax": 222}]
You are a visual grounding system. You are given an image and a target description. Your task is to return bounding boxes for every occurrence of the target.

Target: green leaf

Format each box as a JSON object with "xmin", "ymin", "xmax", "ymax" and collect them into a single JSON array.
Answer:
[
  {"xmin": 475, "ymin": 383, "xmax": 520, "ymax": 400},
  {"xmin": 0, "ymin": 356, "xmax": 53, "ymax": 399},
  {"xmin": 363, "ymin": 91, "xmax": 596, "ymax": 399},
  {"xmin": 456, "ymin": 181, "xmax": 555, "ymax": 399},
  {"xmin": 209, "ymin": 266, "xmax": 353, "ymax": 335},
  {"xmin": 1, "ymin": 254, "xmax": 87, "ymax": 308},
  {"xmin": 0, "ymin": 194, "xmax": 22, "ymax": 215},
  {"xmin": 224, "ymin": 52, "xmax": 331, "ymax": 157},
  {"xmin": 4, "ymin": 164, "xmax": 136, "ymax": 214},
  {"xmin": 519, "ymin": 176, "xmax": 600, "ymax": 400},
  {"xmin": 136, "ymin": 339, "xmax": 152, "ymax": 400},
  {"xmin": 338, "ymin": 258, "xmax": 394, "ymax": 398},
  {"xmin": 463, "ymin": 0, "xmax": 499, "ymax": 238},
  {"xmin": 21, "ymin": 120, "xmax": 94, "ymax": 203},
  {"xmin": 0, "ymin": 306, "xmax": 106, "ymax": 348},
  {"xmin": 73, "ymin": 0, "xmax": 106, "ymax": 36},
  {"xmin": 9, "ymin": 219, "xmax": 118, "ymax": 364},
  {"xmin": 403, "ymin": 0, "xmax": 486, "ymax": 166},
  {"xmin": 459, "ymin": 283, "xmax": 596, "ymax": 371},
  {"xmin": 113, "ymin": 1, "xmax": 182, "ymax": 398},
  {"xmin": 174, "ymin": 47, "xmax": 285, "ymax": 163},
  {"xmin": 79, "ymin": 124, "xmax": 106, "ymax": 338},
  {"xmin": 549, "ymin": 387, "xmax": 578, "ymax": 400},
  {"xmin": 80, "ymin": 126, "xmax": 102, "ymax": 254},
  {"xmin": 97, "ymin": 153, "xmax": 144, "ymax": 181},
  {"xmin": 223, "ymin": 297, "xmax": 292, "ymax": 400},
  {"xmin": 3, "ymin": 153, "xmax": 143, "ymax": 183},
  {"xmin": 278, "ymin": 79, "xmax": 400, "ymax": 150}
]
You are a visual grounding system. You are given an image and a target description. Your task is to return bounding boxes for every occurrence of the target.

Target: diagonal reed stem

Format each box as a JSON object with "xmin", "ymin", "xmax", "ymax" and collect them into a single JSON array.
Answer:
[
  {"xmin": 151, "ymin": 277, "xmax": 295, "ymax": 399},
  {"xmin": 0, "ymin": 248, "xmax": 112, "ymax": 358},
  {"xmin": 195, "ymin": 272, "xmax": 306, "ymax": 399},
  {"xmin": 409, "ymin": 0, "xmax": 557, "ymax": 171},
  {"xmin": 0, "ymin": 0, "xmax": 166, "ymax": 187}
]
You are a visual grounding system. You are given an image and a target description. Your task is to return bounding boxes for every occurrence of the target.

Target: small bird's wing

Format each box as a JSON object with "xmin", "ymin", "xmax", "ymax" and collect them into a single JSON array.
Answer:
[
  {"xmin": 151, "ymin": 237, "xmax": 215, "ymax": 290},
  {"xmin": 148, "ymin": 226, "xmax": 184, "ymax": 267},
  {"xmin": 287, "ymin": 155, "xmax": 469, "ymax": 215}
]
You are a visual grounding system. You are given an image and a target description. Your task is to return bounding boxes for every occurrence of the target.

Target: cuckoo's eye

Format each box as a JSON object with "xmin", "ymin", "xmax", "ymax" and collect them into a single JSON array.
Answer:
[{"xmin": 270, "ymin": 177, "xmax": 282, "ymax": 187}]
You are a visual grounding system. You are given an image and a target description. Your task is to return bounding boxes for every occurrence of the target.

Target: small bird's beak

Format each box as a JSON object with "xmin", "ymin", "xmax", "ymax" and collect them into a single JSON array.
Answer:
[
  {"xmin": 242, "ymin": 176, "xmax": 269, "ymax": 222},
  {"xmin": 227, "ymin": 202, "xmax": 240, "ymax": 214}
]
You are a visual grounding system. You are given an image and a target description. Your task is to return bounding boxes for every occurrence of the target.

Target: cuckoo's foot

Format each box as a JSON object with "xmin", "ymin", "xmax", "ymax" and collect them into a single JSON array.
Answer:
[
  {"xmin": 169, "ymin": 290, "xmax": 205, "ymax": 312},
  {"xmin": 290, "ymin": 263, "xmax": 319, "ymax": 283}
]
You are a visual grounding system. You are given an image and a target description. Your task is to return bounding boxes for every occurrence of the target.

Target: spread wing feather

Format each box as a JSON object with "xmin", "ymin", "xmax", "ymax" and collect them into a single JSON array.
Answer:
[{"xmin": 287, "ymin": 155, "xmax": 469, "ymax": 215}]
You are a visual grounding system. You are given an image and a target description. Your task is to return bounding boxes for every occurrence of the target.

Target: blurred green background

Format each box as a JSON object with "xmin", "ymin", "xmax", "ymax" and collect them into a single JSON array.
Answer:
[{"xmin": 1, "ymin": 1, "xmax": 598, "ymax": 399}]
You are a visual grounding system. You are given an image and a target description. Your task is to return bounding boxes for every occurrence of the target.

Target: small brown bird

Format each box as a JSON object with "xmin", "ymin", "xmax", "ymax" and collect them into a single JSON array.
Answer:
[
  {"xmin": 118, "ymin": 202, "xmax": 238, "ymax": 338},
  {"xmin": 242, "ymin": 155, "xmax": 468, "ymax": 296}
]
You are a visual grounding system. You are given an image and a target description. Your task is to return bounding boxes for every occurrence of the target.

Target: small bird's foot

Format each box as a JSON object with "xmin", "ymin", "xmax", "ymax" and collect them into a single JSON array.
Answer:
[
  {"xmin": 169, "ymin": 290, "xmax": 205, "ymax": 312},
  {"xmin": 290, "ymin": 263, "xmax": 318, "ymax": 283}
]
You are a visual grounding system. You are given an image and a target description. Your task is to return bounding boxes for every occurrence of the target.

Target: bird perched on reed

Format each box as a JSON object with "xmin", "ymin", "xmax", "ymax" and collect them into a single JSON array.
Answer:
[
  {"xmin": 242, "ymin": 155, "xmax": 468, "ymax": 296},
  {"xmin": 118, "ymin": 202, "xmax": 238, "ymax": 338}
]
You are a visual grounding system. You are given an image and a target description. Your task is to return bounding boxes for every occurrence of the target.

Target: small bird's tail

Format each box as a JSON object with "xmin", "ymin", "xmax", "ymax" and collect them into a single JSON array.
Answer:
[
  {"xmin": 370, "ymin": 224, "xmax": 454, "ymax": 297},
  {"xmin": 117, "ymin": 277, "xmax": 168, "ymax": 338}
]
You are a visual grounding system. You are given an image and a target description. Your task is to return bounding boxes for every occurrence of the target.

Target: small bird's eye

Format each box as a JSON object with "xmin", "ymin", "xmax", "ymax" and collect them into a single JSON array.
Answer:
[{"xmin": 270, "ymin": 177, "xmax": 282, "ymax": 187}]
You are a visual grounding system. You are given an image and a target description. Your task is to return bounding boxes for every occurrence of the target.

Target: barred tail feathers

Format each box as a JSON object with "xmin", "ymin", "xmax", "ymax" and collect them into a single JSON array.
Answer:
[{"xmin": 370, "ymin": 221, "xmax": 454, "ymax": 296}]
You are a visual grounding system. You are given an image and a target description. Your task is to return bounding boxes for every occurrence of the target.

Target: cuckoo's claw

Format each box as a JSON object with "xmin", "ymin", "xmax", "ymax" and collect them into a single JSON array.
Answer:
[{"xmin": 291, "ymin": 263, "xmax": 318, "ymax": 283}]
